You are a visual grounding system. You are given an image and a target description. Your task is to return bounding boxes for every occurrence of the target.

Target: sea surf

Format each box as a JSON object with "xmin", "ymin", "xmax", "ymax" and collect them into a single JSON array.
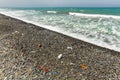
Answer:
[{"xmin": 0, "ymin": 7, "xmax": 120, "ymax": 52}]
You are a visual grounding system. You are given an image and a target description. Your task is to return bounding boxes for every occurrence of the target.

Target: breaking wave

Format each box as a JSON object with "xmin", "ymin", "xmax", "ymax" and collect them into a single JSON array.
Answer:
[
  {"xmin": 69, "ymin": 12, "xmax": 120, "ymax": 19},
  {"xmin": 47, "ymin": 11, "xmax": 57, "ymax": 14}
]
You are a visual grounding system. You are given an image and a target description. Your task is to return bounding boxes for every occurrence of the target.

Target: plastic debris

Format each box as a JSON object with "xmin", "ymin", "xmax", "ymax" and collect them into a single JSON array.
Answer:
[
  {"xmin": 80, "ymin": 64, "xmax": 88, "ymax": 70},
  {"xmin": 67, "ymin": 46, "xmax": 73, "ymax": 50},
  {"xmin": 38, "ymin": 65, "xmax": 49, "ymax": 72},
  {"xmin": 58, "ymin": 54, "xmax": 62, "ymax": 59}
]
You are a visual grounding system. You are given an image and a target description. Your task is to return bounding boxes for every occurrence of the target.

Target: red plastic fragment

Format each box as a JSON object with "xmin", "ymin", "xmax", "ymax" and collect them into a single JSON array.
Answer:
[{"xmin": 38, "ymin": 65, "xmax": 49, "ymax": 72}]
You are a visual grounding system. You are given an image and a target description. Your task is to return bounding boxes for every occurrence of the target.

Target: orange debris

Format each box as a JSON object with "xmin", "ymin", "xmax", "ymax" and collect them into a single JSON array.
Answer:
[{"xmin": 80, "ymin": 64, "xmax": 88, "ymax": 70}]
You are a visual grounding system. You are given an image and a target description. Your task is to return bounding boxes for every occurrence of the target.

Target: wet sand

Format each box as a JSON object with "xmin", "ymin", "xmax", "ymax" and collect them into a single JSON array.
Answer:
[{"xmin": 0, "ymin": 14, "xmax": 120, "ymax": 80}]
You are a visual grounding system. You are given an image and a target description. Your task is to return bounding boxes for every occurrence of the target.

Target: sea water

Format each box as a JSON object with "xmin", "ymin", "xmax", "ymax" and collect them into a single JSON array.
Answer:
[{"xmin": 0, "ymin": 7, "xmax": 120, "ymax": 52}]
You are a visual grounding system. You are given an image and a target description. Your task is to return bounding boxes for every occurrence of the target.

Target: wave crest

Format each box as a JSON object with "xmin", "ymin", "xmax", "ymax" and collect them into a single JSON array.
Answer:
[
  {"xmin": 47, "ymin": 11, "xmax": 57, "ymax": 14},
  {"xmin": 69, "ymin": 12, "xmax": 120, "ymax": 19}
]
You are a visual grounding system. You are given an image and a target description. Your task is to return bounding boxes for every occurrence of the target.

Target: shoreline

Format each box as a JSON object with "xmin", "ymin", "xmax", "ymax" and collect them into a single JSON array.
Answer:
[
  {"xmin": 0, "ymin": 12, "xmax": 120, "ymax": 53},
  {"xmin": 0, "ymin": 13, "xmax": 120, "ymax": 79}
]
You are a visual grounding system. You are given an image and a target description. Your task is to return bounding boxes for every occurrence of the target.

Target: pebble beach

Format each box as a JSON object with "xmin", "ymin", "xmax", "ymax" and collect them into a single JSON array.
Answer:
[{"xmin": 0, "ymin": 14, "xmax": 120, "ymax": 80}]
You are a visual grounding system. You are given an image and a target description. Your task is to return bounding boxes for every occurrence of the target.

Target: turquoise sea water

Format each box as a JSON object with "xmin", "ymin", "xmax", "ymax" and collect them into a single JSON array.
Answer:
[{"xmin": 0, "ymin": 7, "xmax": 120, "ymax": 52}]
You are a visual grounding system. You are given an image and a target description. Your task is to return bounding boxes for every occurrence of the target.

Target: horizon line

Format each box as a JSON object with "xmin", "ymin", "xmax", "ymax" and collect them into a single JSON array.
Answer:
[{"xmin": 0, "ymin": 6, "xmax": 120, "ymax": 8}]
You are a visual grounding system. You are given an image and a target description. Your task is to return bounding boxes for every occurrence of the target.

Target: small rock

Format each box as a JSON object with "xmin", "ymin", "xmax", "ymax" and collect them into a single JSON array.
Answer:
[
  {"xmin": 4, "ymin": 77, "xmax": 7, "ymax": 80},
  {"xmin": 57, "ymin": 54, "xmax": 62, "ymax": 59},
  {"xmin": 8, "ymin": 18, "xmax": 11, "ymax": 20},
  {"xmin": 61, "ymin": 61, "xmax": 63, "ymax": 64},
  {"xmin": 70, "ymin": 62, "xmax": 74, "ymax": 65},
  {"xmin": 29, "ymin": 51, "xmax": 36, "ymax": 54},
  {"xmin": 21, "ymin": 33, "xmax": 24, "ymax": 36},
  {"xmin": 38, "ymin": 44, "xmax": 42, "ymax": 48},
  {"xmin": 51, "ymin": 71, "xmax": 60, "ymax": 76},
  {"xmin": 15, "ymin": 31, "xmax": 19, "ymax": 33},
  {"xmin": 12, "ymin": 31, "xmax": 19, "ymax": 34},
  {"xmin": 67, "ymin": 46, "xmax": 73, "ymax": 50}
]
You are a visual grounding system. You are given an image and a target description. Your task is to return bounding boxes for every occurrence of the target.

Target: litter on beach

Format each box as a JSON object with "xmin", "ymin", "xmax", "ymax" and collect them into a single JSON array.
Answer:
[
  {"xmin": 38, "ymin": 65, "xmax": 49, "ymax": 73},
  {"xmin": 80, "ymin": 64, "xmax": 88, "ymax": 70},
  {"xmin": 57, "ymin": 54, "xmax": 63, "ymax": 59}
]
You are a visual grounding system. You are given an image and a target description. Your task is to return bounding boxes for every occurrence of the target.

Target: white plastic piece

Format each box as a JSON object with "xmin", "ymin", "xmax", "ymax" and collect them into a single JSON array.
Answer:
[{"xmin": 58, "ymin": 54, "xmax": 62, "ymax": 59}]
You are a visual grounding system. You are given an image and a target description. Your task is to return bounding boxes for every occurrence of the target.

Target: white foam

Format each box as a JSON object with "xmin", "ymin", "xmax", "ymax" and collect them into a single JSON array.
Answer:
[
  {"xmin": 47, "ymin": 11, "xmax": 57, "ymax": 14},
  {"xmin": 0, "ymin": 11, "xmax": 120, "ymax": 52},
  {"xmin": 69, "ymin": 12, "xmax": 120, "ymax": 19},
  {"xmin": 112, "ymin": 26, "xmax": 120, "ymax": 36}
]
